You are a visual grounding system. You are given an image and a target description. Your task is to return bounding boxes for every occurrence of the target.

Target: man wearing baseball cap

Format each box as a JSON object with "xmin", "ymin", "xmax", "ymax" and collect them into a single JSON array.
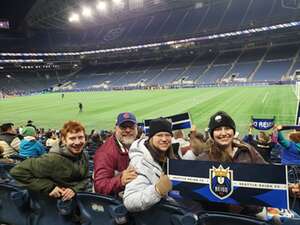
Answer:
[{"xmin": 94, "ymin": 112, "xmax": 138, "ymax": 196}]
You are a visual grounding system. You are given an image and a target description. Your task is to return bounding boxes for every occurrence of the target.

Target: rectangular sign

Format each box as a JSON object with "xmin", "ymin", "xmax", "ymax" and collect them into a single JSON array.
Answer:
[
  {"xmin": 0, "ymin": 20, "xmax": 9, "ymax": 29},
  {"xmin": 144, "ymin": 112, "xmax": 192, "ymax": 134},
  {"xmin": 251, "ymin": 117, "xmax": 275, "ymax": 130},
  {"xmin": 168, "ymin": 159, "xmax": 289, "ymax": 209}
]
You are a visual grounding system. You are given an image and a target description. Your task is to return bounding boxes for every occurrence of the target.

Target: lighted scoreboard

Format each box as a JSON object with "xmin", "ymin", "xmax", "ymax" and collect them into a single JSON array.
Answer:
[{"xmin": 0, "ymin": 20, "xmax": 9, "ymax": 30}]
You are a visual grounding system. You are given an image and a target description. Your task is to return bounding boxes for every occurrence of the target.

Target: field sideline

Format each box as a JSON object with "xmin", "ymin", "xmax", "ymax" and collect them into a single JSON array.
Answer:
[{"xmin": 0, "ymin": 85, "xmax": 297, "ymax": 135}]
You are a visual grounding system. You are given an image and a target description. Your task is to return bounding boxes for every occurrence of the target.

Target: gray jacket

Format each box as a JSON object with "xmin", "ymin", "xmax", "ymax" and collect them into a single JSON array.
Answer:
[
  {"xmin": 0, "ymin": 133, "xmax": 21, "ymax": 158},
  {"xmin": 123, "ymin": 139, "xmax": 162, "ymax": 212}
]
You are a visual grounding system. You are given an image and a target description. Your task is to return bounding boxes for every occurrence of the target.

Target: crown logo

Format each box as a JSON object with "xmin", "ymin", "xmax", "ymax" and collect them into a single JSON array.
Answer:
[{"xmin": 212, "ymin": 165, "xmax": 230, "ymax": 177}]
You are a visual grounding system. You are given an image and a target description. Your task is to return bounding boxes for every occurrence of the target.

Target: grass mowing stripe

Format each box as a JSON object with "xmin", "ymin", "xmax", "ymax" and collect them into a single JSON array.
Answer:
[{"xmin": 0, "ymin": 85, "xmax": 296, "ymax": 134}]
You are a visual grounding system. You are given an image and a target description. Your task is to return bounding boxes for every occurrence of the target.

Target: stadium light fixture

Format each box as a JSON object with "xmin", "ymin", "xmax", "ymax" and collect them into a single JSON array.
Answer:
[
  {"xmin": 112, "ymin": 0, "xmax": 123, "ymax": 4},
  {"xmin": 69, "ymin": 13, "xmax": 80, "ymax": 23},
  {"xmin": 82, "ymin": 6, "xmax": 93, "ymax": 18},
  {"xmin": 112, "ymin": 0, "xmax": 125, "ymax": 9},
  {"xmin": 96, "ymin": 1, "xmax": 107, "ymax": 12}
]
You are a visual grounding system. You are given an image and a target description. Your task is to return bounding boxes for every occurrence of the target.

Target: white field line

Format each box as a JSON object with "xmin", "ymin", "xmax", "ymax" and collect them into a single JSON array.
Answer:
[{"xmin": 262, "ymin": 92, "xmax": 269, "ymax": 104}]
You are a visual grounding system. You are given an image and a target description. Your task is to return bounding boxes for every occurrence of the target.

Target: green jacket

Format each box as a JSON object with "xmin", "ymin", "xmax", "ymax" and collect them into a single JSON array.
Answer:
[{"xmin": 10, "ymin": 142, "xmax": 89, "ymax": 194}]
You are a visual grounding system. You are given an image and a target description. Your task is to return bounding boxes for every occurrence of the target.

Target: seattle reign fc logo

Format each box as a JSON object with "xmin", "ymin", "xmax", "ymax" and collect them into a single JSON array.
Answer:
[{"xmin": 209, "ymin": 165, "xmax": 234, "ymax": 200}]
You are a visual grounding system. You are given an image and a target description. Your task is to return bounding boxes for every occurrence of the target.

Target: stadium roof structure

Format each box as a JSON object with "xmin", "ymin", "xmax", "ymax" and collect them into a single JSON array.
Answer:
[
  {"xmin": 1, "ymin": 0, "xmax": 300, "ymax": 54},
  {"xmin": 24, "ymin": 0, "xmax": 207, "ymax": 30},
  {"xmin": 0, "ymin": 0, "xmax": 36, "ymax": 30}
]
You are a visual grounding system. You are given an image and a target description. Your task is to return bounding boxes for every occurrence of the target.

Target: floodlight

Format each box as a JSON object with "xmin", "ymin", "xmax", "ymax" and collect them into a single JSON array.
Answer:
[
  {"xmin": 112, "ymin": 0, "xmax": 125, "ymax": 8},
  {"xmin": 69, "ymin": 13, "xmax": 80, "ymax": 23},
  {"xmin": 82, "ymin": 6, "xmax": 93, "ymax": 17},
  {"xmin": 96, "ymin": 1, "xmax": 107, "ymax": 11},
  {"xmin": 112, "ymin": 0, "xmax": 123, "ymax": 6}
]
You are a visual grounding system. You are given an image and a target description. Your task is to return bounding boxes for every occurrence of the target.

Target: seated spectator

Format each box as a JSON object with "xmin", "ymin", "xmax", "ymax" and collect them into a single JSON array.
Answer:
[
  {"xmin": 10, "ymin": 120, "xmax": 89, "ymax": 201},
  {"xmin": 45, "ymin": 130, "xmax": 59, "ymax": 150},
  {"xmin": 193, "ymin": 111, "xmax": 266, "ymax": 215},
  {"xmin": 289, "ymin": 182, "xmax": 300, "ymax": 214},
  {"xmin": 172, "ymin": 130, "xmax": 191, "ymax": 158},
  {"xmin": 290, "ymin": 183, "xmax": 300, "ymax": 198},
  {"xmin": 199, "ymin": 112, "xmax": 265, "ymax": 164},
  {"xmin": 183, "ymin": 132, "xmax": 210, "ymax": 160},
  {"xmin": 19, "ymin": 126, "xmax": 46, "ymax": 158},
  {"xmin": 124, "ymin": 118, "xmax": 175, "ymax": 212},
  {"xmin": 100, "ymin": 130, "xmax": 112, "ymax": 143},
  {"xmin": 274, "ymin": 125, "xmax": 300, "ymax": 165},
  {"xmin": 137, "ymin": 126, "xmax": 145, "ymax": 139},
  {"xmin": 0, "ymin": 123, "xmax": 22, "ymax": 158},
  {"xmin": 86, "ymin": 132, "xmax": 102, "ymax": 159},
  {"xmin": 26, "ymin": 120, "xmax": 37, "ymax": 130},
  {"xmin": 244, "ymin": 126, "xmax": 276, "ymax": 163},
  {"xmin": 0, "ymin": 145, "xmax": 15, "ymax": 163},
  {"xmin": 94, "ymin": 112, "xmax": 138, "ymax": 196}
]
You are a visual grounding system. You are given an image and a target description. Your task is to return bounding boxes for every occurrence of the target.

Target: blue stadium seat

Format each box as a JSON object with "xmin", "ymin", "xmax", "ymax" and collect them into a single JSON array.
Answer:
[
  {"xmin": 282, "ymin": 218, "xmax": 300, "ymax": 225},
  {"xmin": 197, "ymin": 211, "xmax": 271, "ymax": 225},
  {"xmin": 0, "ymin": 183, "xmax": 30, "ymax": 225},
  {"xmin": 130, "ymin": 200, "xmax": 197, "ymax": 225},
  {"xmin": 29, "ymin": 191, "xmax": 76, "ymax": 225},
  {"xmin": 0, "ymin": 162, "xmax": 15, "ymax": 183},
  {"xmin": 9, "ymin": 155, "xmax": 27, "ymax": 161},
  {"xmin": 76, "ymin": 192, "xmax": 128, "ymax": 225}
]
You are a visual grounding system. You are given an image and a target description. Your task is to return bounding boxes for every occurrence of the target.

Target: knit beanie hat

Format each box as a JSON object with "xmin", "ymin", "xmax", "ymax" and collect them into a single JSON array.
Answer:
[
  {"xmin": 149, "ymin": 118, "xmax": 172, "ymax": 139},
  {"xmin": 208, "ymin": 111, "xmax": 236, "ymax": 138},
  {"xmin": 22, "ymin": 126, "xmax": 36, "ymax": 137}
]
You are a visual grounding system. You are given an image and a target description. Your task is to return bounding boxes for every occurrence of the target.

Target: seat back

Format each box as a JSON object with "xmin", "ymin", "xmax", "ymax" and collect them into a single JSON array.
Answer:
[
  {"xmin": 197, "ymin": 211, "xmax": 271, "ymax": 225},
  {"xmin": 76, "ymin": 192, "xmax": 128, "ymax": 225},
  {"xmin": 0, "ymin": 183, "xmax": 30, "ymax": 225},
  {"xmin": 29, "ymin": 192, "xmax": 76, "ymax": 225},
  {"xmin": 131, "ymin": 200, "xmax": 197, "ymax": 225},
  {"xmin": 0, "ymin": 162, "xmax": 16, "ymax": 183}
]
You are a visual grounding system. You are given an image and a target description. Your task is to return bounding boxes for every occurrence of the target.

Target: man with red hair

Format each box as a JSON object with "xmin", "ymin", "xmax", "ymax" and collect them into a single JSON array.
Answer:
[{"xmin": 10, "ymin": 120, "xmax": 89, "ymax": 201}]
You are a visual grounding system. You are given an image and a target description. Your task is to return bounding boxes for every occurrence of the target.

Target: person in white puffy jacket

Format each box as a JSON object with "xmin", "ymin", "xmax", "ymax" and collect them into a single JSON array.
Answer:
[{"xmin": 123, "ymin": 118, "xmax": 176, "ymax": 212}]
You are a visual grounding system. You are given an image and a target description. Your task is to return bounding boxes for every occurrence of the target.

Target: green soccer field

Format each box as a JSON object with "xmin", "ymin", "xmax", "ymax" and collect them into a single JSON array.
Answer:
[{"xmin": 0, "ymin": 85, "xmax": 297, "ymax": 135}]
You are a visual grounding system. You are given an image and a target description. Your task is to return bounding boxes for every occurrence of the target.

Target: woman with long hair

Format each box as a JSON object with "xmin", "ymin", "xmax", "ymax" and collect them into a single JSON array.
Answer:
[
  {"xmin": 124, "ymin": 118, "xmax": 176, "ymax": 212},
  {"xmin": 196, "ymin": 111, "xmax": 266, "ymax": 215}
]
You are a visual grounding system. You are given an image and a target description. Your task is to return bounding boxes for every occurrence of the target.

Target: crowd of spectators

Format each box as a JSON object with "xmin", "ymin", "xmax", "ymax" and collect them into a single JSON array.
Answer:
[{"xmin": 0, "ymin": 111, "xmax": 300, "ymax": 222}]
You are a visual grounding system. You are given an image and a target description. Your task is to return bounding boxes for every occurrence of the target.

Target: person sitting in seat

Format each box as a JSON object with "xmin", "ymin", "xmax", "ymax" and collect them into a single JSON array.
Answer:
[
  {"xmin": 124, "ymin": 118, "xmax": 175, "ymax": 212},
  {"xmin": 0, "ymin": 123, "xmax": 22, "ymax": 158},
  {"xmin": 19, "ymin": 126, "xmax": 46, "ymax": 158},
  {"xmin": 94, "ymin": 112, "xmax": 138, "ymax": 197},
  {"xmin": 10, "ymin": 120, "xmax": 89, "ymax": 201},
  {"xmin": 190, "ymin": 111, "xmax": 266, "ymax": 216},
  {"xmin": 273, "ymin": 125, "xmax": 300, "ymax": 165}
]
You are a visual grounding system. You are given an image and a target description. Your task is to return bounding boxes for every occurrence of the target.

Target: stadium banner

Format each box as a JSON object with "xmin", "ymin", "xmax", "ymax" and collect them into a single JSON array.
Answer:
[
  {"xmin": 280, "ymin": 125, "xmax": 300, "ymax": 131},
  {"xmin": 168, "ymin": 159, "xmax": 289, "ymax": 209},
  {"xmin": 251, "ymin": 117, "xmax": 275, "ymax": 130},
  {"xmin": 137, "ymin": 122, "xmax": 145, "ymax": 130},
  {"xmin": 144, "ymin": 112, "xmax": 192, "ymax": 134}
]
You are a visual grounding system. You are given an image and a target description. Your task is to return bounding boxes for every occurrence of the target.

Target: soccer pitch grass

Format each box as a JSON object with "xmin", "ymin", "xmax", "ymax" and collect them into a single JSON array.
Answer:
[{"xmin": 0, "ymin": 85, "xmax": 297, "ymax": 134}]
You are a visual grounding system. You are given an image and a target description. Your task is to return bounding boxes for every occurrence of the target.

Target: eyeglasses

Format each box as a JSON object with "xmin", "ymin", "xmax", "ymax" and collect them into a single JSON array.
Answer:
[{"xmin": 119, "ymin": 124, "xmax": 136, "ymax": 130}]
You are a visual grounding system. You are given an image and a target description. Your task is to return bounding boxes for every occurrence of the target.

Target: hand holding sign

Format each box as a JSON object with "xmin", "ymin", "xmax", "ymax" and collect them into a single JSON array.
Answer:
[{"xmin": 155, "ymin": 174, "xmax": 172, "ymax": 196}]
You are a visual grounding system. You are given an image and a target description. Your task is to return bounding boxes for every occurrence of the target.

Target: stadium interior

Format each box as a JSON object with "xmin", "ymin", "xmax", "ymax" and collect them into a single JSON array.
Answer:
[
  {"xmin": 1, "ymin": 0, "xmax": 300, "ymax": 93},
  {"xmin": 1, "ymin": 1, "xmax": 300, "ymax": 225}
]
